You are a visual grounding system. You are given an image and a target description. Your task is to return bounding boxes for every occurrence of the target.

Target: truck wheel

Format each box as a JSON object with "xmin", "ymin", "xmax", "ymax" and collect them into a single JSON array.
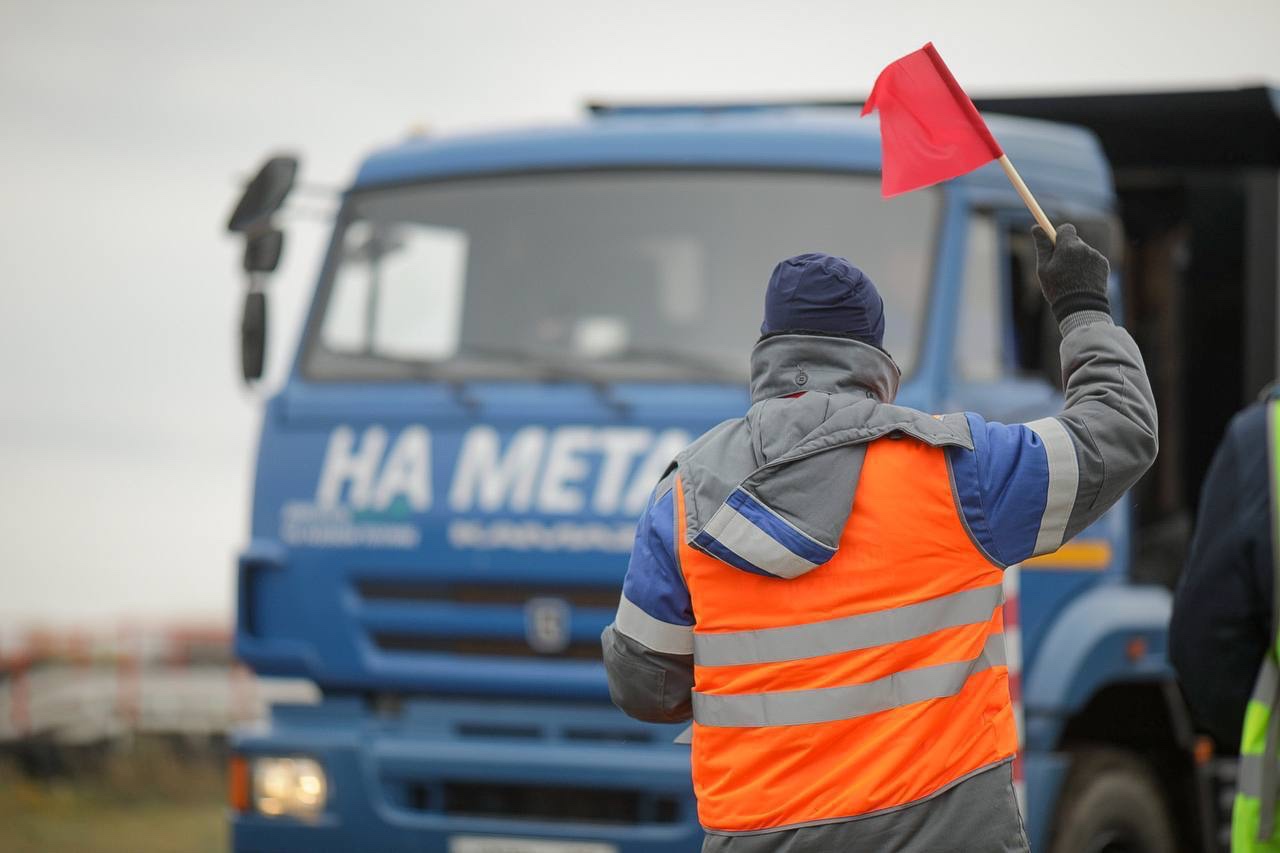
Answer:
[{"xmin": 1048, "ymin": 747, "xmax": 1178, "ymax": 853}]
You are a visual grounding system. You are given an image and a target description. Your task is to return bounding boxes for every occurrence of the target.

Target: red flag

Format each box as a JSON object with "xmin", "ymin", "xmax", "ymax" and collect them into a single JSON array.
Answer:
[{"xmin": 862, "ymin": 43, "xmax": 1003, "ymax": 197}]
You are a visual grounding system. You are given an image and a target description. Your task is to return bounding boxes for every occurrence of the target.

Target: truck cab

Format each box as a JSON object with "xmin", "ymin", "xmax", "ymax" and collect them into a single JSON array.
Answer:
[{"xmin": 229, "ymin": 106, "xmax": 1199, "ymax": 852}]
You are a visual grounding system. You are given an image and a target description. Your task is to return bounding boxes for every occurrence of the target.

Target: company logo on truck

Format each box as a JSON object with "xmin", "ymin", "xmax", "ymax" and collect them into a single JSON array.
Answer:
[
  {"xmin": 524, "ymin": 597, "xmax": 573, "ymax": 654},
  {"xmin": 279, "ymin": 424, "xmax": 689, "ymax": 551}
]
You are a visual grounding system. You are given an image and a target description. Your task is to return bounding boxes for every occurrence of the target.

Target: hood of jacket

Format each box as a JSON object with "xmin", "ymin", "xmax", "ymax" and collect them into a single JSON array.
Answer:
[{"xmin": 675, "ymin": 334, "xmax": 973, "ymax": 579}]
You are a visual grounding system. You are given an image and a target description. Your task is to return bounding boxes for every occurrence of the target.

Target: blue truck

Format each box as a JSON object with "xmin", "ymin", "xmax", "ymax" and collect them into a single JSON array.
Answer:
[{"xmin": 226, "ymin": 90, "xmax": 1280, "ymax": 852}]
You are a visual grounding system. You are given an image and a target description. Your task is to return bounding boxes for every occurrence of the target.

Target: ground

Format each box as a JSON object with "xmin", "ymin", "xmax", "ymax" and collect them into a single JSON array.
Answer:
[{"xmin": 0, "ymin": 740, "xmax": 226, "ymax": 853}]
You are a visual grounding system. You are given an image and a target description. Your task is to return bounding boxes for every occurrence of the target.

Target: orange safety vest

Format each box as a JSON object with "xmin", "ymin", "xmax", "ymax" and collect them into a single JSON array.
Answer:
[{"xmin": 677, "ymin": 435, "xmax": 1018, "ymax": 834}]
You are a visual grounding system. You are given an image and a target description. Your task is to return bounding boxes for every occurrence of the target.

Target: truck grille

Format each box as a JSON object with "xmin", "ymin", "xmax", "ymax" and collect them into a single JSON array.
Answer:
[
  {"xmin": 371, "ymin": 633, "xmax": 603, "ymax": 660},
  {"xmin": 355, "ymin": 580, "xmax": 619, "ymax": 609},
  {"xmin": 355, "ymin": 578, "xmax": 617, "ymax": 661},
  {"xmin": 425, "ymin": 782, "xmax": 681, "ymax": 825}
]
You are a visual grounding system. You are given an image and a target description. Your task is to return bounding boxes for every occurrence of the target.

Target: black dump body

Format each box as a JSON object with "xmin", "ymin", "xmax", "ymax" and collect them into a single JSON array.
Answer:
[{"xmin": 972, "ymin": 87, "xmax": 1280, "ymax": 587}]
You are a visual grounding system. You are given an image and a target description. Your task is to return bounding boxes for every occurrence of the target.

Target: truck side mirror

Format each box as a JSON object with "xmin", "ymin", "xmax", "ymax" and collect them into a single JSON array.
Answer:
[
  {"xmin": 228, "ymin": 157, "xmax": 298, "ymax": 235},
  {"xmin": 241, "ymin": 291, "xmax": 267, "ymax": 382},
  {"xmin": 244, "ymin": 229, "xmax": 285, "ymax": 273},
  {"xmin": 228, "ymin": 154, "xmax": 299, "ymax": 384}
]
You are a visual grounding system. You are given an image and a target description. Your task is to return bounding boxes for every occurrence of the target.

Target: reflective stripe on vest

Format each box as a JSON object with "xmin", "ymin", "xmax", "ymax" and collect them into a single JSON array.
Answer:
[
  {"xmin": 692, "ymin": 582, "xmax": 1005, "ymax": 668},
  {"xmin": 692, "ymin": 632, "xmax": 1007, "ymax": 727},
  {"xmin": 679, "ymin": 436, "xmax": 1019, "ymax": 834},
  {"xmin": 1235, "ymin": 399, "xmax": 1280, "ymax": 851}
]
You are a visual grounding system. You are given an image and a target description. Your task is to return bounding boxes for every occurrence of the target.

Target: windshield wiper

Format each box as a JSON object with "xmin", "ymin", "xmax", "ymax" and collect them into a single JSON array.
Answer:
[
  {"xmin": 453, "ymin": 345, "xmax": 596, "ymax": 382},
  {"xmin": 597, "ymin": 347, "xmax": 741, "ymax": 381}
]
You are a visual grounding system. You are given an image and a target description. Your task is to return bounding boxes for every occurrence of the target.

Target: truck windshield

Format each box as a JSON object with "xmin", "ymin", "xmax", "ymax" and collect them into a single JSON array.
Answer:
[{"xmin": 304, "ymin": 171, "xmax": 938, "ymax": 382}]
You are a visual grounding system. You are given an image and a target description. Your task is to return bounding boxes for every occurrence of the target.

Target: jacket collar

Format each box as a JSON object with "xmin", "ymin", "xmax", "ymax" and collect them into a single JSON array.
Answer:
[{"xmin": 748, "ymin": 334, "xmax": 902, "ymax": 404}]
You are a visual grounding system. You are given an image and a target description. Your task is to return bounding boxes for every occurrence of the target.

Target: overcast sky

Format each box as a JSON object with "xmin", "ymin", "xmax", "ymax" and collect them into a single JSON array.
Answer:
[{"xmin": 2, "ymin": 0, "xmax": 1277, "ymax": 634}]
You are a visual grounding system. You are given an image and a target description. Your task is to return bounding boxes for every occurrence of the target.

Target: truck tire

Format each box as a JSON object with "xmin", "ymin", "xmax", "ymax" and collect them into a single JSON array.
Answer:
[{"xmin": 1048, "ymin": 747, "xmax": 1178, "ymax": 853}]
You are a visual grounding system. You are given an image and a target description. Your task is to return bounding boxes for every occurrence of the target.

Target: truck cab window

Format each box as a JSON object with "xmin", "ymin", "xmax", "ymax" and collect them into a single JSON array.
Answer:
[
  {"xmin": 303, "ymin": 172, "xmax": 940, "ymax": 383},
  {"xmin": 321, "ymin": 221, "xmax": 469, "ymax": 361},
  {"xmin": 958, "ymin": 215, "xmax": 1002, "ymax": 382},
  {"xmin": 958, "ymin": 216, "xmax": 1109, "ymax": 392},
  {"xmin": 1008, "ymin": 225, "xmax": 1063, "ymax": 390}
]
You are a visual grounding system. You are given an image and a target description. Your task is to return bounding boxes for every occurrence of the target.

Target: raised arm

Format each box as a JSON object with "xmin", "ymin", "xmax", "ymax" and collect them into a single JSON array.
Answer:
[{"xmin": 948, "ymin": 224, "xmax": 1158, "ymax": 567}]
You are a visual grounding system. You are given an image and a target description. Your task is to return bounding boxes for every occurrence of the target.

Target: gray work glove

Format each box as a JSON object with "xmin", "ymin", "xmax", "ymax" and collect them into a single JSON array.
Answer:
[{"xmin": 1032, "ymin": 223, "xmax": 1111, "ymax": 327}]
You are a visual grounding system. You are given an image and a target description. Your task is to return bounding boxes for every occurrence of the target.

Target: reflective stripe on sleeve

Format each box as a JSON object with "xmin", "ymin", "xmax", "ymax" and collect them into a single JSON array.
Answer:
[
  {"xmin": 696, "ymin": 503, "xmax": 823, "ymax": 579},
  {"xmin": 614, "ymin": 593, "xmax": 694, "ymax": 655},
  {"xmin": 693, "ymin": 583, "xmax": 1004, "ymax": 667},
  {"xmin": 1026, "ymin": 417, "xmax": 1079, "ymax": 555},
  {"xmin": 1240, "ymin": 753, "xmax": 1266, "ymax": 799},
  {"xmin": 692, "ymin": 633, "xmax": 1006, "ymax": 728},
  {"xmin": 1254, "ymin": 658, "xmax": 1280, "ymax": 706}
]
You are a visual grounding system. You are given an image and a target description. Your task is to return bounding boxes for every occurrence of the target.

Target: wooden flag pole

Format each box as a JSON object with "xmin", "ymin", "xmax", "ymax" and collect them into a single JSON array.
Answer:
[{"xmin": 998, "ymin": 155, "xmax": 1057, "ymax": 243}]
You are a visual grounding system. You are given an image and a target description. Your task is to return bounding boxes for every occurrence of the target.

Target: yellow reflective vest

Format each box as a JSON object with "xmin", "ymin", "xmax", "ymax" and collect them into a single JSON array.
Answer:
[{"xmin": 1234, "ymin": 399, "xmax": 1280, "ymax": 851}]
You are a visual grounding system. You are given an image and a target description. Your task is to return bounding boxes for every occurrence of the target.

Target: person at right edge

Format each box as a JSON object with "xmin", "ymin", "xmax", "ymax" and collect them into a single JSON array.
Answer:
[
  {"xmin": 600, "ymin": 224, "xmax": 1158, "ymax": 853},
  {"xmin": 1170, "ymin": 380, "xmax": 1280, "ymax": 851}
]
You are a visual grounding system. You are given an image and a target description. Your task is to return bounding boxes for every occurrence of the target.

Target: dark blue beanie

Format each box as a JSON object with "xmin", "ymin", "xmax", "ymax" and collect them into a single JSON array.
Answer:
[{"xmin": 760, "ymin": 253, "xmax": 885, "ymax": 348}]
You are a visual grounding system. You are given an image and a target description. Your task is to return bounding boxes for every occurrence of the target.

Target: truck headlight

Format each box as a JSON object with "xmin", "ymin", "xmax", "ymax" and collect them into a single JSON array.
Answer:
[{"xmin": 252, "ymin": 756, "xmax": 328, "ymax": 819}]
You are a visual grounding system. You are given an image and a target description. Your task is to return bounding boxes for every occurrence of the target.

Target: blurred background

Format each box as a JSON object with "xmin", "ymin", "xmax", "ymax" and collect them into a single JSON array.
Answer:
[{"xmin": 2, "ymin": 1, "xmax": 1278, "ymax": 850}]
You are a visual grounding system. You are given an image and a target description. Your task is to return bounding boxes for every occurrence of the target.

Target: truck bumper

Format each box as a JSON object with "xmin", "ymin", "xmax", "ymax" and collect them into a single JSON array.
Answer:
[{"xmin": 230, "ymin": 695, "xmax": 703, "ymax": 853}]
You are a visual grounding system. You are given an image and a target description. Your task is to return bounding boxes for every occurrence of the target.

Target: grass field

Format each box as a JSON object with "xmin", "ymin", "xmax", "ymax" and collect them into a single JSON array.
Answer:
[{"xmin": 0, "ymin": 740, "xmax": 227, "ymax": 853}]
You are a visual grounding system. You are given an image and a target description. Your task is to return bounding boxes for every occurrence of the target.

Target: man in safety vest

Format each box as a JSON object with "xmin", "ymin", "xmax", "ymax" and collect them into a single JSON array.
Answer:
[
  {"xmin": 1171, "ymin": 384, "xmax": 1280, "ymax": 850},
  {"xmin": 602, "ymin": 223, "xmax": 1158, "ymax": 852}
]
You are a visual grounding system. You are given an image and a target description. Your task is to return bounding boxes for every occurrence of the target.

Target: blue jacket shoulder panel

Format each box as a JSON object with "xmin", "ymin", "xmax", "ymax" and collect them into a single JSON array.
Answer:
[
  {"xmin": 947, "ymin": 412, "xmax": 1051, "ymax": 568},
  {"xmin": 620, "ymin": 482, "xmax": 693, "ymax": 627}
]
